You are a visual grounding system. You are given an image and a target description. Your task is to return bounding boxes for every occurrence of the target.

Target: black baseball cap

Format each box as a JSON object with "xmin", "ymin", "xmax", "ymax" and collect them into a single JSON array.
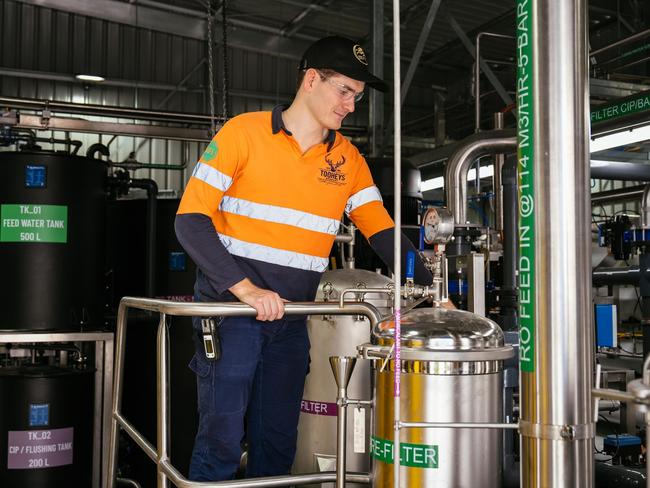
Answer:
[{"xmin": 299, "ymin": 36, "xmax": 388, "ymax": 92}]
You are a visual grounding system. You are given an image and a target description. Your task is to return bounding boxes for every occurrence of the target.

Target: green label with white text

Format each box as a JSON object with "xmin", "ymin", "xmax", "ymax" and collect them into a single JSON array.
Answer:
[
  {"xmin": 591, "ymin": 91, "xmax": 650, "ymax": 124},
  {"xmin": 517, "ymin": 0, "xmax": 535, "ymax": 373},
  {"xmin": 1, "ymin": 204, "xmax": 68, "ymax": 243},
  {"xmin": 370, "ymin": 436, "xmax": 438, "ymax": 469}
]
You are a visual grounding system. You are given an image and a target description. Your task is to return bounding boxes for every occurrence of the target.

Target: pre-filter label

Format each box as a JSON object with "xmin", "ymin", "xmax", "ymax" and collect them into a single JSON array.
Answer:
[
  {"xmin": 370, "ymin": 436, "xmax": 438, "ymax": 469},
  {"xmin": 0, "ymin": 204, "xmax": 68, "ymax": 243},
  {"xmin": 7, "ymin": 427, "xmax": 74, "ymax": 469}
]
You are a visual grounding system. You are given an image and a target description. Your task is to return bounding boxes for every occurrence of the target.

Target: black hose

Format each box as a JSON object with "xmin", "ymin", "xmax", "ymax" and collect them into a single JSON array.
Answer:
[
  {"xmin": 500, "ymin": 155, "xmax": 518, "ymax": 330},
  {"xmin": 86, "ymin": 142, "xmax": 110, "ymax": 160}
]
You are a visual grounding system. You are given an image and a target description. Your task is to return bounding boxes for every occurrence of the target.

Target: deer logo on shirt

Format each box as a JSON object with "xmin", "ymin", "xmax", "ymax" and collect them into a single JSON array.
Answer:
[
  {"xmin": 319, "ymin": 154, "xmax": 347, "ymax": 186},
  {"xmin": 325, "ymin": 155, "xmax": 346, "ymax": 172}
]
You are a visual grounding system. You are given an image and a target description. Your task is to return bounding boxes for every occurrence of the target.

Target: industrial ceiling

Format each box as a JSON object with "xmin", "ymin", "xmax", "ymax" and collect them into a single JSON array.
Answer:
[{"xmin": 1, "ymin": 0, "xmax": 649, "ymax": 158}]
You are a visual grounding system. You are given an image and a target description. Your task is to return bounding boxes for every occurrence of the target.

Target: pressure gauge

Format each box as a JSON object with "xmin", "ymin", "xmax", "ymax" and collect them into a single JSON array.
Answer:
[{"xmin": 422, "ymin": 207, "xmax": 454, "ymax": 245}]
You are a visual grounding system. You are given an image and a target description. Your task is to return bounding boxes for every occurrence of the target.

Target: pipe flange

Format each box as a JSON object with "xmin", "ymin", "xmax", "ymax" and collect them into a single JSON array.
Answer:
[{"xmin": 518, "ymin": 420, "xmax": 595, "ymax": 441}]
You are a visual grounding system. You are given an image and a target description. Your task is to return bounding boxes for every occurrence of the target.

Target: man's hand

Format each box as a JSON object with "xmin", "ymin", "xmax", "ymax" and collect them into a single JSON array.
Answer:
[
  {"xmin": 229, "ymin": 278, "xmax": 286, "ymax": 321},
  {"xmin": 440, "ymin": 298, "xmax": 457, "ymax": 310}
]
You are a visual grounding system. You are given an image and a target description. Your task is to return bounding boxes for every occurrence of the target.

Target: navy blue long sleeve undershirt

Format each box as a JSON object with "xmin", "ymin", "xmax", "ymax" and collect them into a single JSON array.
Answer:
[
  {"xmin": 175, "ymin": 213, "xmax": 247, "ymax": 295},
  {"xmin": 368, "ymin": 227, "xmax": 433, "ymax": 285}
]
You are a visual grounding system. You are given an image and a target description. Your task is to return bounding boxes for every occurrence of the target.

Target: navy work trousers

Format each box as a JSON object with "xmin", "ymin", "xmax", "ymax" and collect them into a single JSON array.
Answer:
[{"xmin": 188, "ymin": 315, "xmax": 310, "ymax": 481}]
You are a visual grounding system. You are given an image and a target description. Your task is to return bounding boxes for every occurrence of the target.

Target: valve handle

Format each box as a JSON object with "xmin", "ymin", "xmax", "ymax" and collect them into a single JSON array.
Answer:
[{"xmin": 406, "ymin": 251, "xmax": 415, "ymax": 280}]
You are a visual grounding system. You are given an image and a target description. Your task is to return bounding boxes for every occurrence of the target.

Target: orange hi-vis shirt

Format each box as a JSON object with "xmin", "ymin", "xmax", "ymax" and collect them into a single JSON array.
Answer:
[{"xmin": 177, "ymin": 105, "xmax": 394, "ymax": 301}]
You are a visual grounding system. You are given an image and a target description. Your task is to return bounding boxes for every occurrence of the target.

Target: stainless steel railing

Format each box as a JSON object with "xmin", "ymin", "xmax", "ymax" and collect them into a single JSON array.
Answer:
[{"xmin": 107, "ymin": 297, "xmax": 382, "ymax": 488}]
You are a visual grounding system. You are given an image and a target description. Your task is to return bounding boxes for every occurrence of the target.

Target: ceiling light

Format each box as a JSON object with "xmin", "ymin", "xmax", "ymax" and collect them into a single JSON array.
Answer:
[
  {"xmin": 421, "ymin": 165, "xmax": 494, "ymax": 191},
  {"xmin": 421, "ymin": 176, "xmax": 445, "ymax": 192},
  {"xmin": 75, "ymin": 74, "xmax": 105, "ymax": 83},
  {"xmin": 590, "ymin": 125, "xmax": 650, "ymax": 153}
]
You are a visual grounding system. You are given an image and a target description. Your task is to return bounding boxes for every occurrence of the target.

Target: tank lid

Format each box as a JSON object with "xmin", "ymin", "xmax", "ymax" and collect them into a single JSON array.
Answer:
[{"xmin": 375, "ymin": 308, "xmax": 506, "ymax": 352}]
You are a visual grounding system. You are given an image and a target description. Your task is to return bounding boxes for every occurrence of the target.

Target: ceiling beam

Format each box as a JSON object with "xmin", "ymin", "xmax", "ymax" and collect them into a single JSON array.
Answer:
[
  {"xmin": 445, "ymin": 10, "xmax": 513, "ymax": 108},
  {"xmin": 422, "ymin": 7, "xmax": 515, "ymax": 65},
  {"xmin": 280, "ymin": 0, "xmax": 336, "ymax": 38}
]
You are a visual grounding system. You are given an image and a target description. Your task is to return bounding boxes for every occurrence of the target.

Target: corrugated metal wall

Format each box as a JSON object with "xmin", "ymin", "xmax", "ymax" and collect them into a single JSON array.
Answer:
[{"xmin": 1, "ymin": 0, "xmax": 348, "ymax": 191}]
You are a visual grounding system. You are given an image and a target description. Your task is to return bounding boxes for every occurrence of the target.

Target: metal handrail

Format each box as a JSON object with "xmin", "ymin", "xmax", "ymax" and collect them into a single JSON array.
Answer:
[{"xmin": 107, "ymin": 297, "xmax": 381, "ymax": 488}]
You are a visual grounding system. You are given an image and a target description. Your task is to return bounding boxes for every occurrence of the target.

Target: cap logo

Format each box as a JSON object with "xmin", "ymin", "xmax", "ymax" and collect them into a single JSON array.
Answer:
[{"xmin": 353, "ymin": 45, "xmax": 368, "ymax": 66}]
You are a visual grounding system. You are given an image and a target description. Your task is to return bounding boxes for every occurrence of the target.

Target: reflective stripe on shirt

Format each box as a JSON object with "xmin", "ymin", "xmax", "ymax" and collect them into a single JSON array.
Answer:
[
  {"xmin": 345, "ymin": 186, "xmax": 383, "ymax": 215},
  {"xmin": 218, "ymin": 234, "xmax": 329, "ymax": 272},
  {"xmin": 192, "ymin": 162, "xmax": 233, "ymax": 192},
  {"xmin": 219, "ymin": 196, "xmax": 340, "ymax": 235}
]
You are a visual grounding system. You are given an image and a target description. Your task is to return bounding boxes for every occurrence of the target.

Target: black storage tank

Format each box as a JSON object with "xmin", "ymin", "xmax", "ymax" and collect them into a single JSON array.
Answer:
[
  {"xmin": 0, "ymin": 152, "xmax": 107, "ymax": 330},
  {"xmin": 108, "ymin": 197, "xmax": 198, "ymax": 484},
  {"xmin": 0, "ymin": 366, "xmax": 94, "ymax": 487}
]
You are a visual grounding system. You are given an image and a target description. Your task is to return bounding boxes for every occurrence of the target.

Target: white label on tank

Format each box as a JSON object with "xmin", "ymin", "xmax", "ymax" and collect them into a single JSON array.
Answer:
[
  {"xmin": 353, "ymin": 407, "xmax": 366, "ymax": 453},
  {"xmin": 7, "ymin": 427, "xmax": 74, "ymax": 469}
]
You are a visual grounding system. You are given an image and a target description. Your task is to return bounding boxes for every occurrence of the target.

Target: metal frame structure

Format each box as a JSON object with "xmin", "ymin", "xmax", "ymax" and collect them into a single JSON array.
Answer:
[
  {"xmin": 0, "ymin": 330, "xmax": 114, "ymax": 488},
  {"xmin": 107, "ymin": 297, "xmax": 383, "ymax": 488},
  {"xmin": 593, "ymin": 359, "xmax": 650, "ymax": 488},
  {"xmin": 102, "ymin": 299, "xmax": 650, "ymax": 488}
]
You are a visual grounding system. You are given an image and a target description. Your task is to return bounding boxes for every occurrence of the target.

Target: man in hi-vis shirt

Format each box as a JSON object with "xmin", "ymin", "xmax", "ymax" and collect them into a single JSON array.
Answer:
[{"xmin": 176, "ymin": 36, "xmax": 432, "ymax": 481}]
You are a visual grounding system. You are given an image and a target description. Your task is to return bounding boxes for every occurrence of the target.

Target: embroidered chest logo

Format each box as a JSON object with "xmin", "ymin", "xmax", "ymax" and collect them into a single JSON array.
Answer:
[{"xmin": 319, "ymin": 154, "xmax": 347, "ymax": 186}]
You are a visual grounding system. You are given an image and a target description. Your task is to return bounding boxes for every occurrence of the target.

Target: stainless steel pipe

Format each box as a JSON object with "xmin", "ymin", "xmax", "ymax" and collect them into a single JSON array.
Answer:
[
  {"xmin": 336, "ymin": 394, "xmax": 348, "ymax": 488},
  {"xmin": 493, "ymin": 112, "xmax": 506, "ymax": 231},
  {"xmin": 115, "ymin": 298, "xmax": 381, "ymax": 324},
  {"xmin": 443, "ymin": 129, "xmax": 516, "ymax": 225},
  {"xmin": 642, "ymin": 184, "xmax": 650, "ymax": 228},
  {"xmin": 329, "ymin": 356, "xmax": 357, "ymax": 488},
  {"xmin": 108, "ymin": 298, "xmax": 380, "ymax": 488},
  {"xmin": 156, "ymin": 314, "xmax": 170, "ymax": 488},
  {"xmin": 391, "ymin": 1, "xmax": 403, "ymax": 486},
  {"xmin": 474, "ymin": 33, "xmax": 515, "ymax": 133},
  {"xmin": 0, "ymin": 95, "xmax": 218, "ymax": 125},
  {"xmin": 517, "ymin": 0, "xmax": 595, "ymax": 485},
  {"xmin": 400, "ymin": 421, "xmax": 519, "ymax": 430}
]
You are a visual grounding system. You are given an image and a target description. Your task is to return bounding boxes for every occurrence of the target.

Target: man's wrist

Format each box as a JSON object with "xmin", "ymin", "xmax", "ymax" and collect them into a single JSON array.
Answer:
[{"xmin": 229, "ymin": 278, "xmax": 254, "ymax": 299}]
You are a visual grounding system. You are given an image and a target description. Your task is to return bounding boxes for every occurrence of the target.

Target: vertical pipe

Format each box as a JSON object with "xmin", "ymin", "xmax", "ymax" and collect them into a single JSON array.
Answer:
[
  {"xmin": 474, "ymin": 35, "xmax": 482, "ymax": 133},
  {"xmin": 392, "ymin": 0, "xmax": 402, "ymax": 486},
  {"xmin": 501, "ymin": 156, "xmax": 518, "ymax": 330},
  {"xmin": 434, "ymin": 92, "xmax": 446, "ymax": 146},
  {"xmin": 493, "ymin": 112, "xmax": 505, "ymax": 232},
  {"xmin": 156, "ymin": 314, "xmax": 170, "ymax": 488},
  {"xmin": 92, "ymin": 343, "xmax": 102, "ymax": 488},
  {"xmin": 517, "ymin": 0, "xmax": 594, "ymax": 486},
  {"xmin": 642, "ymin": 184, "xmax": 650, "ymax": 228},
  {"xmin": 335, "ymin": 389, "xmax": 347, "ymax": 488},
  {"xmin": 129, "ymin": 178, "xmax": 158, "ymax": 297},
  {"xmin": 108, "ymin": 303, "xmax": 128, "ymax": 488},
  {"xmin": 103, "ymin": 336, "xmax": 115, "ymax": 488}
]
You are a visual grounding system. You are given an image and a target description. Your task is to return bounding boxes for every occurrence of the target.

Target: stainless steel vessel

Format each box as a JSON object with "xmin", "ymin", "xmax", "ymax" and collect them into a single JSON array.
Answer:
[
  {"xmin": 294, "ymin": 269, "xmax": 394, "ymax": 483},
  {"xmin": 363, "ymin": 308, "xmax": 513, "ymax": 487}
]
